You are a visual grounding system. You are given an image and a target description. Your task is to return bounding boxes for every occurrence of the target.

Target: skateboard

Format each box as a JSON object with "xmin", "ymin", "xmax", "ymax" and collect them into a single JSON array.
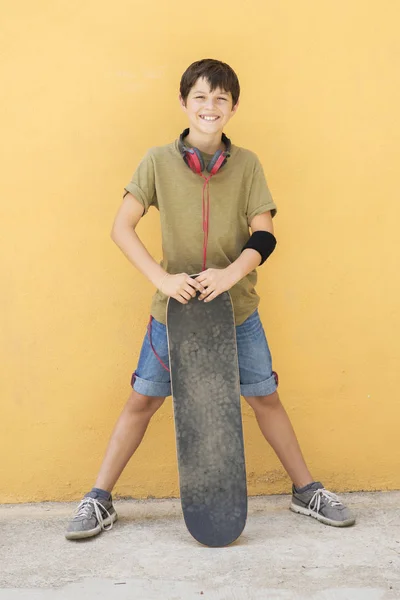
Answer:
[{"xmin": 166, "ymin": 289, "xmax": 247, "ymax": 547}]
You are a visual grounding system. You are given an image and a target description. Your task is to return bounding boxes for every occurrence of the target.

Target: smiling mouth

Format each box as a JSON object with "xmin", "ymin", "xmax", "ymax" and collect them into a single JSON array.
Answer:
[{"xmin": 199, "ymin": 115, "xmax": 220, "ymax": 121}]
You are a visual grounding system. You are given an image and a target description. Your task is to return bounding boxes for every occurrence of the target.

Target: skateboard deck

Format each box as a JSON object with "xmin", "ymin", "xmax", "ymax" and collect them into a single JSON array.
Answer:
[{"xmin": 166, "ymin": 290, "xmax": 247, "ymax": 547}]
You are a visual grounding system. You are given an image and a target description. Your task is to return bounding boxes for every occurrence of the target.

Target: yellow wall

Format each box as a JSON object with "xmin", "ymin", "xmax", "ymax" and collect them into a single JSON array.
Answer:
[{"xmin": 1, "ymin": 1, "xmax": 399, "ymax": 503}]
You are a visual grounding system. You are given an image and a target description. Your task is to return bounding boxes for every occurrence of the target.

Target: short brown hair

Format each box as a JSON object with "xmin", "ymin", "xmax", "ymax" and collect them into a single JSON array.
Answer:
[{"xmin": 180, "ymin": 59, "xmax": 240, "ymax": 108}]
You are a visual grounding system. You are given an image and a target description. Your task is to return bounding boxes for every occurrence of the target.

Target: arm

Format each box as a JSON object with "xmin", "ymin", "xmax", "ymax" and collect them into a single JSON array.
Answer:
[
  {"xmin": 197, "ymin": 211, "xmax": 275, "ymax": 302},
  {"xmin": 110, "ymin": 192, "xmax": 166, "ymax": 289},
  {"xmin": 225, "ymin": 211, "xmax": 274, "ymax": 283},
  {"xmin": 111, "ymin": 192, "xmax": 205, "ymax": 302}
]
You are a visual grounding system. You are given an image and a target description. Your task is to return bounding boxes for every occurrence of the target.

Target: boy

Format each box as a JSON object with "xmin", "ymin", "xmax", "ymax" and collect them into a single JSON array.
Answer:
[{"xmin": 65, "ymin": 59, "xmax": 355, "ymax": 540}]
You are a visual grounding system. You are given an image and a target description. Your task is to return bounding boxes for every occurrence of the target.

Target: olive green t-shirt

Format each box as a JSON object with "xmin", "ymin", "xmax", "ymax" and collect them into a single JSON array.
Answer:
[{"xmin": 124, "ymin": 137, "xmax": 277, "ymax": 326}]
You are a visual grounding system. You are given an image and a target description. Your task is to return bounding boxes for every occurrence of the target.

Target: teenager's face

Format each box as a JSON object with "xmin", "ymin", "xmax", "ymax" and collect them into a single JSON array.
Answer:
[{"xmin": 179, "ymin": 77, "xmax": 239, "ymax": 135}]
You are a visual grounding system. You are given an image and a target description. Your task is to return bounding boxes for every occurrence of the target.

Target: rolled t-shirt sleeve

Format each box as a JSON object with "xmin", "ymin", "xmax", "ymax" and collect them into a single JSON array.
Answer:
[
  {"xmin": 123, "ymin": 149, "xmax": 158, "ymax": 214},
  {"xmin": 246, "ymin": 157, "xmax": 277, "ymax": 225}
]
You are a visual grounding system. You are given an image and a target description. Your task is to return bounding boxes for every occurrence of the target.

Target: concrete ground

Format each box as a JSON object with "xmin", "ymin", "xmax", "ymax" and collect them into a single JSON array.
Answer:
[{"xmin": 0, "ymin": 491, "xmax": 399, "ymax": 600}]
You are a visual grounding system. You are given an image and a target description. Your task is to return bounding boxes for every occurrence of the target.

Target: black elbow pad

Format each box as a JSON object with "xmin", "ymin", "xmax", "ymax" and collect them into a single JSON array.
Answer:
[{"xmin": 241, "ymin": 231, "xmax": 277, "ymax": 265}]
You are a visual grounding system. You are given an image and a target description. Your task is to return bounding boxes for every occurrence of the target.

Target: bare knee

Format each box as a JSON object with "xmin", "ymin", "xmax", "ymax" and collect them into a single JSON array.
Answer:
[
  {"xmin": 244, "ymin": 391, "xmax": 281, "ymax": 412},
  {"xmin": 125, "ymin": 389, "xmax": 165, "ymax": 415}
]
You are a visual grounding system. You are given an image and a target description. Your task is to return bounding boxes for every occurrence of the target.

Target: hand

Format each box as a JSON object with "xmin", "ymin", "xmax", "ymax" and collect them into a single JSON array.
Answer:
[
  {"xmin": 159, "ymin": 273, "xmax": 207, "ymax": 305},
  {"xmin": 196, "ymin": 268, "xmax": 237, "ymax": 302}
]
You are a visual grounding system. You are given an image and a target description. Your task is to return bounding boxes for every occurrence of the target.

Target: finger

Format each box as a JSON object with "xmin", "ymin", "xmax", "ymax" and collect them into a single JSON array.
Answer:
[
  {"xmin": 180, "ymin": 289, "xmax": 192, "ymax": 301},
  {"xmin": 186, "ymin": 277, "xmax": 206, "ymax": 294},
  {"xmin": 204, "ymin": 290, "xmax": 219, "ymax": 302},
  {"xmin": 184, "ymin": 285, "xmax": 197, "ymax": 298},
  {"xmin": 176, "ymin": 295, "xmax": 188, "ymax": 304},
  {"xmin": 199, "ymin": 287, "xmax": 213, "ymax": 301},
  {"xmin": 189, "ymin": 278, "xmax": 206, "ymax": 293},
  {"xmin": 188, "ymin": 278, "xmax": 207, "ymax": 294}
]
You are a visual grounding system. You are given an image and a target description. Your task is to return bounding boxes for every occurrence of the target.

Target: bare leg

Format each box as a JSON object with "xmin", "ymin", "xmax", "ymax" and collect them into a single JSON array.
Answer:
[
  {"xmin": 94, "ymin": 389, "xmax": 165, "ymax": 492},
  {"xmin": 244, "ymin": 391, "xmax": 313, "ymax": 489}
]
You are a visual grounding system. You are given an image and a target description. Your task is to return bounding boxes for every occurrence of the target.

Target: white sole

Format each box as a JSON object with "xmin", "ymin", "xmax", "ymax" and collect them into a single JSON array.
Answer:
[
  {"xmin": 290, "ymin": 502, "xmax": 355, "ymax": 527},
  {"xmin": 65, "ymin": 511, "xmax": 118, "ymax": 540}
]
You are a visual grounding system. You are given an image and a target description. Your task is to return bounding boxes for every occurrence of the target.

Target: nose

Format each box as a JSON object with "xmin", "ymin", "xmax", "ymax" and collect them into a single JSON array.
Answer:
[{"xmin": 204, "ymin": 97, "xmax": 217, "ymax": 109}]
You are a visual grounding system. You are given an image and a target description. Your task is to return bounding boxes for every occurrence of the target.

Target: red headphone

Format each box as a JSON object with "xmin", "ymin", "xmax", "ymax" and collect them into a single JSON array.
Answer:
[
  {"xmin": 177, "ymin": 127, "xmax": 232, "ymax": 272},
  {"xmin": 178, "ymin": 128, "xmax": 232, "ymax": 175}
]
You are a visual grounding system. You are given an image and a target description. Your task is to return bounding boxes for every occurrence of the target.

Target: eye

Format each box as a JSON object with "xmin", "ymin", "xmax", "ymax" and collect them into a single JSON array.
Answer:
[{"xmin": 195, "ymin": 95, "xmax": 205, "ymax": 99}]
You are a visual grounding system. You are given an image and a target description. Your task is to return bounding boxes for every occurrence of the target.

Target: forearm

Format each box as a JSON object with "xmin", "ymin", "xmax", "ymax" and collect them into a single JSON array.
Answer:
[
  {"xmin": 111, "ymin": 225, "xmax": 166, "ymax": 288},
  {"xmin": 225, "ymin": 249, "xmax": 262, "ymax": 285}
]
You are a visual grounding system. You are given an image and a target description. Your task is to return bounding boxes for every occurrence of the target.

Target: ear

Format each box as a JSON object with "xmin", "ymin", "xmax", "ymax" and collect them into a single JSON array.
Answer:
[
  {"xmin": 231, "ymin": 98, "xmax": 240, "ymax": 115},
  {"xmin": 178, "ymin": 94, "xmax": 187, "ymax": 111}
]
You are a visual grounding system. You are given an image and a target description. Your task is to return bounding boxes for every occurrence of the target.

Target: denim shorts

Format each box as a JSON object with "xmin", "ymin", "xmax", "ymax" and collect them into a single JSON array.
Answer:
[{"xmin": 131, "ymin": 309, "xmax": 278, "ymax": 398}]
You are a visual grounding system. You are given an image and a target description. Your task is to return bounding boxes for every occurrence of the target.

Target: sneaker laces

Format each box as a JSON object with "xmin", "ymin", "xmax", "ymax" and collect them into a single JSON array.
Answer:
[
  {"xmin": 73, "ymin": 497, "xmax": 114, "ymax": 531},
  {"xmin": 309, "ymin": 488, "xmax": 343, "ymax": 514}
]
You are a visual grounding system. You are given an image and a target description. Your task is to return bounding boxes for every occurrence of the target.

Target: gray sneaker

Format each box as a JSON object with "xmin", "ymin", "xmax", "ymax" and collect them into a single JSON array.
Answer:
[
  {"xmin": 290, "ymin": 482, "xmax": 355, "ymax": 527},
  {"xmin": 65, "ymin": 492, "xmax": 118, "ymax": 540}
]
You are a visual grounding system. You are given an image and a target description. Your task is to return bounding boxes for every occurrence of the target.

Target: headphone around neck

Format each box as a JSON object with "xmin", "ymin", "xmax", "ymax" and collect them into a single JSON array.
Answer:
[{"xmin": 178, "ymin": 128, "xmax": 232, "ymax": 176}]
